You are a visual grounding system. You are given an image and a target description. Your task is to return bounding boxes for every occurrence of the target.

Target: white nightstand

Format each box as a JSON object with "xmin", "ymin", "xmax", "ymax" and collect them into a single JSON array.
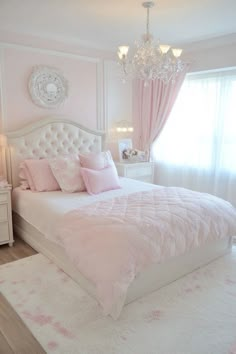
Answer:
[
  {"xmin": 0, "ymin": 187, "xmax": 14, "ymax": 247},
  {"xmin": 115, "ymin": 161, "xmax": 154, "ymax": 183}
]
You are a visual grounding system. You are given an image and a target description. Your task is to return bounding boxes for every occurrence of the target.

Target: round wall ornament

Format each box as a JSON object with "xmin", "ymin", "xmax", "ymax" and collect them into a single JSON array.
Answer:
[{"xmin": 28, "ymin": 66, "xmax": 68, "ymax": 108}]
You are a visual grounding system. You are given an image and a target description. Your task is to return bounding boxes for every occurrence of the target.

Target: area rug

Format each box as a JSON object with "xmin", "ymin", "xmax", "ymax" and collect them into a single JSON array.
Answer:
[{"xmin": 0, "ymin": 250, "xmax": 236, "ymax": 354}]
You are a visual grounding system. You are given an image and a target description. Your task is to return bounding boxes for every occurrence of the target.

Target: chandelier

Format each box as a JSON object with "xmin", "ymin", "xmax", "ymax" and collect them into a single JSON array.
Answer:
[{"xmin": 117, "ymin": 1, "xmax": 185, "ymax": 85}]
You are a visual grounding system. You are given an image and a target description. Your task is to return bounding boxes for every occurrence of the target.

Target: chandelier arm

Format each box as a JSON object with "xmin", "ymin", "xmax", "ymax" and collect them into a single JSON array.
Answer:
[
  {"xmin": 146, "ymin": 6, "xmax": 149, "ymax": 36},
  {"xmin": 122, "ymin": 61, "xmax": 128, "ymax": 76},
  {"xmin": 117, "ymin": 1, "xmax": 185, "ymax": 85}
]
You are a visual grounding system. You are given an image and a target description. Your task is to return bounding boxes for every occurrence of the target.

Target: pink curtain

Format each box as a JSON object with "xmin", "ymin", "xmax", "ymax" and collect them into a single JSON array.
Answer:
[{"xmin": 132, "ymin": 66, "xmax": 189, "ymax": 153}]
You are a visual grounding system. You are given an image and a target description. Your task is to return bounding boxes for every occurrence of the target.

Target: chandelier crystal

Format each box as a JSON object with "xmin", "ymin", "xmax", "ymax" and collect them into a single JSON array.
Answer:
[{"xmin": 117, "ymin": 1, "xmax": 185, "ymax": 85}]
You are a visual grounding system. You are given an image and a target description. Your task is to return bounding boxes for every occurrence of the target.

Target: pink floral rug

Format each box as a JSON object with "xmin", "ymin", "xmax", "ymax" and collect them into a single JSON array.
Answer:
[{"xmin": 0, "ymin": 249, "xmax": 236, "ymax": 354}]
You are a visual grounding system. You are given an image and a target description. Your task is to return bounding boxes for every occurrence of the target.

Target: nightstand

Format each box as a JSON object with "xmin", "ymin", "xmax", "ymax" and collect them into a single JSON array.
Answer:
[
  {"xmin": 0, "ymin": 187, "xmax": 14, "ymax": 247},
  {"xmin": 115, "ymin": 161, "xmax": 154, "ymax": 183}
]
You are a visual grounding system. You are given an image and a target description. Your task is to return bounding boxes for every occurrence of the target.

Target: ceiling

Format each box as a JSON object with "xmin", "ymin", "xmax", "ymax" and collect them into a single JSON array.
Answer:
[{"xmin": 0, "ymin": 0, "xmax": 236, "ymax": 51}]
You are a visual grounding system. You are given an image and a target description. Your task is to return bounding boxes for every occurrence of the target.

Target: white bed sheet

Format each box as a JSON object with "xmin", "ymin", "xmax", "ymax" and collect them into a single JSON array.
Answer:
[{"xmin": 12, "ymin": 178, "xmax": 156, "ymax": 243}]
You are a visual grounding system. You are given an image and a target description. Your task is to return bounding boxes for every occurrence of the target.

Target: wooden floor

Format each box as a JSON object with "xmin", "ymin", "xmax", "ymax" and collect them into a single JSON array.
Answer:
[
  {"xmin": 0, "ymin": 236, "xmax": 37, "ymax": 265},
  {"xmin": 0, "ymin": 236, "xmax": 46, "ymax": 353}
]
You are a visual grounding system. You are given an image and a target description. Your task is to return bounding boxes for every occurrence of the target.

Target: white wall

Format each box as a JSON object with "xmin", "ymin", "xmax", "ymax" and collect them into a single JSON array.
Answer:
[{"xmin": 184, "ymin": 34, "xmax": 236, "ymax": 72}]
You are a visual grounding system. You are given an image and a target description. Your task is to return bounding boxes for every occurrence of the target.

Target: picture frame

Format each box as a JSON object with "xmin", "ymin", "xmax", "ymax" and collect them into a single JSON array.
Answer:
[{"xmin": 118, "ymin": 138, "xmax": 133, "ymax": 162}]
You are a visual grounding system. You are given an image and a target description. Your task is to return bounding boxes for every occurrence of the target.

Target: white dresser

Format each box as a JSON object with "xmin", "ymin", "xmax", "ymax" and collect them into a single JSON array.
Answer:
[
  {"xmin": 115, "ymin": 161, "xmax": 154, "ymax": 183},
  {"xmin": 0, "ymin": 187, "xmax": 14, "ymax": 247}
]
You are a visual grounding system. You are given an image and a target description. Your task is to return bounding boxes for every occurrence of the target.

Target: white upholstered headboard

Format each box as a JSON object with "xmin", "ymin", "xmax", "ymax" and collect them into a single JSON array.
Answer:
[{"xmin": 5, "ymin": 117, "xmax": 105, "ymax": 188}]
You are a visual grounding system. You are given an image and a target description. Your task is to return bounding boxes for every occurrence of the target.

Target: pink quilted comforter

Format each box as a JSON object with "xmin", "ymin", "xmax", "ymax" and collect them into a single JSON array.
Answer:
[{"xmin": 57, "ymin": 187, "xmax": 236, "ymax": 317}]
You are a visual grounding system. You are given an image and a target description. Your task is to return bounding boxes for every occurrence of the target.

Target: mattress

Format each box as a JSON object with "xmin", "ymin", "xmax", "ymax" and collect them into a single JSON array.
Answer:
[{"xmin": 12, "ymin": 177, "xmax": 157, "ymax": 243}]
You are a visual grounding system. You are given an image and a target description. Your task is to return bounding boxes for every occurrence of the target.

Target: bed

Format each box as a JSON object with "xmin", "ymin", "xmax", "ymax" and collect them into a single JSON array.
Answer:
[{"xmin": 5, "ymin": 117, "xmax": 236, "ymax": 318}]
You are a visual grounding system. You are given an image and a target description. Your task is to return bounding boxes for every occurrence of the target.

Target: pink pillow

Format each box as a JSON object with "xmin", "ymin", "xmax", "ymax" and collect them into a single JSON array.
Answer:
[
  {"xmin": 49, "ymin": 155, "xmax": 85, "ymax": 193},
  {"xmin": 19, "ymin": 162, "xmax": 35, "ymax": 190},
  {"xmin": 79, "ymin": 150, "xmax": 114, "ymax": 170},
  {"xmin": 80, "ymin": 165, "xmax": 121, "ymax": 195},
  {"xmin": 24, "ymin": 159, "xmax": 60, "ymax": 192}
]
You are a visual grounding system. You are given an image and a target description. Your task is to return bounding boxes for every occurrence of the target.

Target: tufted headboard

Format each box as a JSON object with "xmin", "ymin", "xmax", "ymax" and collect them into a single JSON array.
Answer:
[{"xmin": 5, "ymin": 117, "xmax": 105, "ymax": 188}]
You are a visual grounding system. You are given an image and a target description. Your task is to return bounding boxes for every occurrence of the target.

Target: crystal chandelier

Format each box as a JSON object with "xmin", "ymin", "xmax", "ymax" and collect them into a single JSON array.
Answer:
[{"xmin": 117, "ymin": 1, "xmax": 185, "ymax": 85}]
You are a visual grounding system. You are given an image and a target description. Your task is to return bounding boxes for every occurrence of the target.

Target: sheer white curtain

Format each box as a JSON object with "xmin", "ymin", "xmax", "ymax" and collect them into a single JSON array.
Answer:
[{"xmin": 153, "ymin": 68, "xmax": 236, "ymax": 206}]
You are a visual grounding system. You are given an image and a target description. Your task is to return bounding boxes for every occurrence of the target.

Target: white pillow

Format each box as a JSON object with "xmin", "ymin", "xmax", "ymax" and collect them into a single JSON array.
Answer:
[{"xmin": 49, "ymin": 155, "xmax": 85, "ymax": 193}]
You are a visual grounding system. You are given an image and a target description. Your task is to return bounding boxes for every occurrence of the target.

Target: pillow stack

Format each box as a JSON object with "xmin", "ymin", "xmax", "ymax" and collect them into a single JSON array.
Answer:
[
  {"xmin": 19, "ymin": 151, "xmax": 121, "ymax": 195},
  {"xmin": 79, "ymin": 151, "xmax": 121, "ymax": 195}
]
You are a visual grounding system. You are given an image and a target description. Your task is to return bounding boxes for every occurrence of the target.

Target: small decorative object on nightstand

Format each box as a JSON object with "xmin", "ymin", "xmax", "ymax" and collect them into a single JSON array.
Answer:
[
  {"xmin": 0, "ymin": 184, "xmax": 14, "ymax": 247},
  {"xmin": 115, "ymin": 161, "xmax": 154, "ymax": 183}
]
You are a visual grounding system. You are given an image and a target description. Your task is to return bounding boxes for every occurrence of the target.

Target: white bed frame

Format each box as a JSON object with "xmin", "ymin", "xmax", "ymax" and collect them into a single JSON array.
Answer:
[{"xmin": 5, "ymin": 117, "xmax": 232, "ymax": 318}]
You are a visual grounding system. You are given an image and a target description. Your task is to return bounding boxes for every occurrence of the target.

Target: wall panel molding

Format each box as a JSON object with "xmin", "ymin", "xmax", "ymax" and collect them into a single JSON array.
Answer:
[
  {"xmin": 96, "ymin": 60, "xmax": 105, "ymax": 131},
  {"xmin": 0, "ymin": 42, "xmax": 106, "ymax": 133},
  {"xmin": 103, "ymin": 60, "xmax": 132, "ymax": 137},
  {"xmin": 0, "ymin": 47, "xmax": 6, "ymax": 133}
]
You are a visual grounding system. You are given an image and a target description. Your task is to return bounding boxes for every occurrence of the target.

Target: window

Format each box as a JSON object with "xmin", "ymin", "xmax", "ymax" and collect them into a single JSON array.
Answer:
[{"xmin": 153, "ymin": 69, "xmax": 236, "ymax": 173}]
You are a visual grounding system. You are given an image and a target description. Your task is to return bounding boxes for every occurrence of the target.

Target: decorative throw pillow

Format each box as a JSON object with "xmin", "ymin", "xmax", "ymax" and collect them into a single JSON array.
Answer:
[
  {"xmin": 49, "ymin": 155, "xmax": 85, "ymax": 193},
  {"xmin": 19, "ymin": 162, "xmax": 35, "ymax": 190},
  {"xmin": 24, "ymin": 159, "xmax": 60, "ymax": 192},
  {"xmin": 79, "ymin": 150, "xmax": 114, "ymax": 170},
  {"xmin": 80, "ymin": 165, "xmax": 121, "ymax": 195}
]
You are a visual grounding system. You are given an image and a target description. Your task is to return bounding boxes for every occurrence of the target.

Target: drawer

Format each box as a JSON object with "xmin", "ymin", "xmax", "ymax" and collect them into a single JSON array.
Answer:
[
  {"xmin": 0, "ymin": 204, "xmax": 8, "ymax": 222},
  {"xmin": 0, "ymin": 222, "xmax": 9, "ymax": 243},
  {"xmin": 126, "ymin": 165, "xmax": 153, "ymax": 178},
  {"xmin": 0, "ymin": 193, "xmax": 8, "ymax": 203}
]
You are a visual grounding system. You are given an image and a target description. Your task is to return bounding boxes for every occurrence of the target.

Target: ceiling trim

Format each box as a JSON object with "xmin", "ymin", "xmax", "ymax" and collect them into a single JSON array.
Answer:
[{"xmin": 0, "ymin": 41, "xmax": 101, "ymax": 63}]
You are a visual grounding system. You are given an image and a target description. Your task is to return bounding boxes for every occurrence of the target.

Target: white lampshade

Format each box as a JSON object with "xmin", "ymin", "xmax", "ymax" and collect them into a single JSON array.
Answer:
[
  {"xmin": 172, "ymin": 48, "xmax": 183, "ymax": 58},
  {"xmin": 160, "ymin": 44, "xmax": 170, "ymax": 54},
  {"xmin": 118, "ymin": 46, "xmax": 129, "ymax": 59}
]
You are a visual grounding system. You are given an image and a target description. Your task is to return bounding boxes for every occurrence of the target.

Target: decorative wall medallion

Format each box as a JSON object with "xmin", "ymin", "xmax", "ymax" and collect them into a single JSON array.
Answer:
[{"xmin": 28, "ymin": 66, "xmax": 68, "ymax": 108}]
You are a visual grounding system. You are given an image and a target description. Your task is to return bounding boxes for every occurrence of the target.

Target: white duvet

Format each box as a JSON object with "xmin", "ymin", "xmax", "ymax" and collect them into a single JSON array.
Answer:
[{"xmin": 56, "ymin": 186, "xmax": 236, "ymax": 317}]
